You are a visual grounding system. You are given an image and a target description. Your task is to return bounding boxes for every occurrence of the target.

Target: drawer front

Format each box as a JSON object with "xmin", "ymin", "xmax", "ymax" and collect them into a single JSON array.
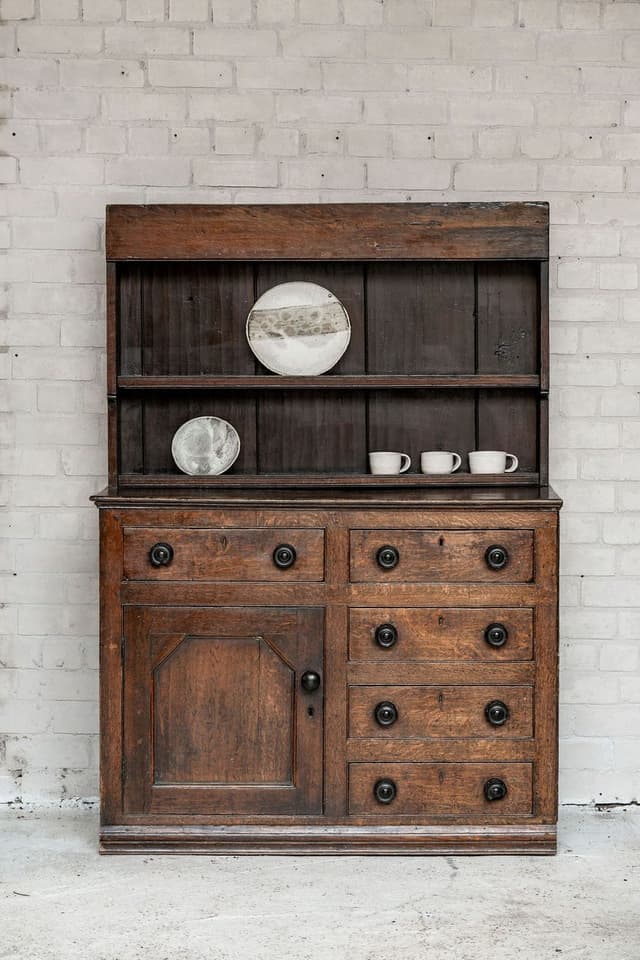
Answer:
[
  {"xmin": 348, "ymin": 685, "xmax": 533, "ymax": 739},
  {"xmin": 349, "ymin": 607, "xmax": 534, "ymax": 661},
  {"xmin": 348, "ymin": 762, "xmax": 533, "ymax": 816},
  {"xmin": 123, "ymin": 527, "xmax": 325, "ymax": 581},
  {"xmin": 350, "ymin": 529, "xmax": 534, "ymax": 582}
]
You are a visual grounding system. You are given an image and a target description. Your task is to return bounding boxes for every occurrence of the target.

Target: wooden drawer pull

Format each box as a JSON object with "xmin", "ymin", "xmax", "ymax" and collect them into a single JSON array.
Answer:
[
  {"xmin": 484, "ymin": 777, "xmax": 508, "ymax": 802},
  {"xmin": 273, "ymin": 543, "xmax": 297, "ymax": 569},
  {"xmin": 485, "ymin": 544, "xmax": 509, "ymax": 570},
  {"xmin": 485, "ymin": 700, "xmax": 510, "ymax": 726},
  {"xmin": 484, "ymin": 622, "xmax": 508, "ymax": 648},
  {"xmin": 376, "ymin": 545, "xmax": 399, "ymax": 570},
  {"xmin": 149, "ymin": 542, "xmax": 174, "ymax": 567},
  {"xmin": 374, "ymin": 701, "xmax": 398, "ymax": 727},
  {"xmin": 374, "ymin": 778, "xmax": 397, "ymax": 804},
  {"xmin": 375, "ymin": 622, "xmax": 398, "ymax": 649}
]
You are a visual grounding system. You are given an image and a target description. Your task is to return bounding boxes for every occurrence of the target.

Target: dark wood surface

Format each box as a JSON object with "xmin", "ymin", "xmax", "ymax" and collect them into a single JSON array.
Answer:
[
  {"xmin": 348, "ymin": 684, "xmax": 534, "ymax": 739},
  {"xmin": 348, "ymin": 606, "xmax": 534, "ymax": 662},
  {"xmin": 99, "ymin": 202, "xmax": 558, "ymax": 855},
  {"xmin": 107, "ymin": 202, "xmax": 549, "ymax": 261}
]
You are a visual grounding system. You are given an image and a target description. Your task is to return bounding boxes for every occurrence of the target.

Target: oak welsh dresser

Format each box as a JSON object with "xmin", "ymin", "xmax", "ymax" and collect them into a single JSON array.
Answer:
[{"xmin": 94, "ymin": 203, "xmax": 561, "ymax": 854}]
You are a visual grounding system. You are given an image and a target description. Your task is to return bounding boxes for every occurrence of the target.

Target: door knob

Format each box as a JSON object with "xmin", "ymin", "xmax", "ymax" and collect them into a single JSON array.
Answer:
[
  {"xmin": 149, "ymin": 542, "xmax": 174, "ymax": 567},
  {"xmin": 376, "ymin": 545, "xmax": 399, "ymax": 570},
  {"xmin": 301, "ymin": 670, "xmax": 321, "ymax": 692},
  {"xmin": 484, "ymin": 777, "xmax": 508, "ymax": 802},
  {"xmin": 374, "ymin": 701, "xmax": 398, "ymax": 726},
  {"xmin": 485, "ymin": 545, "xmax": 509, "ymax": 570},
  {"xmin": 485, "ymin": 623, "xmax": 508, "ymax": 648},
  {"xmin": 375, "ymin": 623, "xmax": 398, "ymax": 649},
  {"xmin": 373, "ymin": 778, "xmax": 397, "ymax": 804},
  {"xmin": 273, "ymin": 544, "xmax": 296, "ymax": 569},
  {"xmin": 485, "ymin": 700, "xmax": 510, "ymax": 726}
]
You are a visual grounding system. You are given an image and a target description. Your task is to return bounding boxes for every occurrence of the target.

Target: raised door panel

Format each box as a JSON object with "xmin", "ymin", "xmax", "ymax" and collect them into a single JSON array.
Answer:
[{"xmin": 123, "ymin": 606, "xmax": 324, "ymax": 817}]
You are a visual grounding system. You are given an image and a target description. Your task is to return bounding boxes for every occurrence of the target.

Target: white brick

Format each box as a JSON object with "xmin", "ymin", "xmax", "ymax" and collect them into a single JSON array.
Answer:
[
  {"xmin": 20, "ymin": 157, "xmax": 104, "ymax": 185},
  {"xmin": 0, "ymin": 157, "xmax": 18, "ymax": 183},
  {"xmin": 258, "ymin": 127, "xmax": 299, "ymax": 157},
  {"xmin": 544, "ymin": 164, "xmax": 623, "ymax": 193},
  {"xmin": 434, "ymin": 130, "xmax": 473, "ymax": 159},
  {"xmin": 551, "ymin": 296, "xmax": 617, "ymax": 323},
  {"xmin": 557, "ymin": 261, "xmax": 597, "ymax": 289},
  {"xmin": 1, "ymin": 0, "xmax": 35, "ymax": 17},
  {"xmin": 600, "ymin": 263, "xmax": 638, "ymax": 290},
  {"xmin": 16, "ymin": 24, "xmax": 102, "ymax": 53},
  {"xmin": 453, "ymin": 29, "xmax": 536, "ymax": 60},
  {"xmin": 214, "ymin": 125, "xmax": 255, "ymax": 154},
  {"xmin": 212, "ymin": 0, "xmax": 251, "ymax": 21},
  {"xmin": 193, "ymin": 159, "xmax": 278, "ymax": 186},
  {"xmin": 13, "ymin": 91, "xmax": 99, "ymax": 120},
  {"xmin": 343, "ymin": 0, "xmax": 383, "ymax": 25},
  {"xmin": 12, "ymin": 284, "xmax": 97, "ymax": 316},
  {"xmin": 303, "ymin": 126, "xmax": 344, "ymax": 155},
  {"xmin": 192, "ymin": 91, "xmax": 274, "ymax": 122},
  {"xmin": 128, "ymin": 126, "xmax": 168, "ymax": 154},
  {"xmin": 555, "ymin": 481, "xmax": 616, "ymax": 513},
  {"xmin": 454, "ymin": 161, "xmax": 536, "ymax": 191},
  {"xmin": 391, "ymin": 127, "xmax": 433, "ymax": 159},
  {"xmin": 86, "ymin": 125, "xmax": 126, "ymax": 154},
  {"xmin": 433, "ymin": 0, "xmax": 471, "ymax": 26},
  {"xmin": 126, "ymin": 0, "xmax": 164, "ymax": 20},
  {"xmin": 604, "ymin": 2, "xmax": 640, "ymax": 29},
  {"xmin": 107, "ymin": 157, "xmax": 190, "ymax": 185},
  {"xmin": 169, "ymin": 0, "xmax": 208, "ymax": 18},
  {"xmin": 583, "ymin": 579, "xmax": 640, "ymax": 608},
  {"xmin": 519, "ymin": 0, "xmax": 558, "ymax": 27},
  {"xmin": 539, "ymin": 32, "xmax": 621, "ymax": 63},
  {"xmin": 385, "ymin": 0, "xmax": 429, "ymax": 26},
  {"xmin": 551, "ymin": 226, "xmax": 620, "ymax": 257},
  {"xmin": 323, "ymin": 61, "xmax": 405, "ymax": 91},
  {"xmin": 474, "ymin": 0, "xmax": 514, "ymax": 27},
  {"xmin": 583, "ymin": 67, "xmax": 640, "ymax": 95},
  {"xmin": 562, "ymin": 545, "xmax": 616, "ymax": 577},
  {"xmin": 348, "ymin": 125, "xmax": 387, "ymax": 157},
  {"xmin": 195, "ymin": 28, "xmax": 278, "ymax": 57},
  {"xmin": 61, "ymin": 59, "xmax": 144, "ymax": 87},
  {"xmin": 366, "ymin": 29, "xmax": 450, "ymax": 60},
  {"xmin": 478, "ymin": 128, "xmax": 518, "ymax": 159},
  {"xmin": 82, "ymin": 0, "xmax": 122, "ymax": 18},
  {"xmin": 582, "ymin": 325, "xmax": 640, "ymax": 354},
  {"xmin": 368, "ymin": 158, "xmax": 450, "ymax": 190},
  {"xmin": 536, "ymin": 97, "xmax": 620, "ymax": 129},
  {"xmin": 409, "ymin": 64, "xmax": 492, "ymax": 92},
  {"xmin": 497, "ymin": 65, "xmax": 579, "ymax": 94},
  {"xmin": 105, "ymin": 25, "xmax": 189, "ymax": 54},
  {"xmin": 40, "ymin": 0, "xmax": 80, "ymax": 17},
  {"xmin": 0, "ymin": 122, "xmax": 38, "ymax": 155},
  {"xmin": 103, "ymin": 91, "xmax": 185, "ymax": 121},
  {"xmin": 170, "ymin": 126, "xmax": 211, "ymax": 154},
  {"xmin": 13, "ymin": 219, "xmax": 99, "ymax": 251},
  {"xmin": 257, "ymin": 0, "xmax": 294, "ymax": 22},
  {"xmin": 0, "ymin": 56, "xmax": 58, "ymax": 87},
  {"xmin": 601, "ymin": 389, "xmax": 640, "ymax": 418},
  {"xmin": 280, "ymin": 29, "xmax": 363, "ymax": 59},
  {"xmin": 40, "ymin": 124, "xmax": 83, "ymax": 155},
  {"xmin": 148, "ymin": 59, "xmax": 232, "ymax": 87},
  {"xmin": 560, "ymin": 2, "xmax": 600, "ymax": 30},
  {"xmin": 282, "ymin": 158, "xmax": 365, "ymax": 189},
  {"xmin": 365, "ymin": 95, "xmax": 447, "ymax": 125},
  {"xmin": 238, "ymin": 59, "xmax": 321, "ymax": 89},
  {"xmin": 450, "ymin": 96, "xmax": 534, "ymax": 126}
]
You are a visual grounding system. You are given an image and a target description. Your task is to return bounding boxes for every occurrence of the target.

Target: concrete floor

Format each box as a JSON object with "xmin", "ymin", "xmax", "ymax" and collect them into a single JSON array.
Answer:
[{"xmin": 0, "ymin": 806, "xmax": 639, "ymax": 960}]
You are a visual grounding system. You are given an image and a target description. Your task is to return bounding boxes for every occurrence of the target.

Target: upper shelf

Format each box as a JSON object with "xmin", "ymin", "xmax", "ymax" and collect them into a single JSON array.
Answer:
[{"xmin": 117, "ymin": 374, "xmax": 542, "ymax": 391}]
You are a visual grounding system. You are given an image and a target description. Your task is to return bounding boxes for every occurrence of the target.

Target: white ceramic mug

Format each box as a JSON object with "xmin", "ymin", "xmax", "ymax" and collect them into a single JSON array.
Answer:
[
  {"xmin": 420, "ymin": 451, "xmax": 462, "ymax": 475},
  {"xmin": 468, "ymin": 450, "xmax": 519, "ymax": 474},
  {"xmin": 369, "ymin": 451, "xmax": 412, "ymax": 475}
]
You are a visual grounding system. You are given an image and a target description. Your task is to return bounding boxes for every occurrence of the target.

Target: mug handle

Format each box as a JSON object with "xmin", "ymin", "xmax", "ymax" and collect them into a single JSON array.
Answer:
[
  {"xmin": 505, "ymin": 454, "xmax": 519, "ymax": 473},
  {"xmin": 451, "ymin": 453, "xmax": 462, "ymax": 473},
  {"xmin": 399, "ymin": 454, "xmax": 412, "ymax": 473}
]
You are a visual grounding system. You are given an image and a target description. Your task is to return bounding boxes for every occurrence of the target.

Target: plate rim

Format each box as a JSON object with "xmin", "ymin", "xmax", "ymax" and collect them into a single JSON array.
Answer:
[{"xmin": 171, "ymin": 415, "xmax": 241, "ymax": 476}]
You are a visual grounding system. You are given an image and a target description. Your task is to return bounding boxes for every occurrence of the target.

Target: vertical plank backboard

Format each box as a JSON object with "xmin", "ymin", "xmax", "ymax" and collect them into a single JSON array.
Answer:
[{"xmin": 476, "ymin": 263, "xmax": 539, "ymax": 375}]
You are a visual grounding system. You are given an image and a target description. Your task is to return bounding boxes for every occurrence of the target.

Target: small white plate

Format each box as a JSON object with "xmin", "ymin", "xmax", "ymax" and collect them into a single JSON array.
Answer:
[
  {"xmin": 246, "ymin": 281, "xmax": 351, "ymax": 376},
  {"xmin": 171, "ymin": 417, "xmax": 240, "ymax": 476}
]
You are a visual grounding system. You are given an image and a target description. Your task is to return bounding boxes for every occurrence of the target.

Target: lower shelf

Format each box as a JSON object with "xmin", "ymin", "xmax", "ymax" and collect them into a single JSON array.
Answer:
[
  {"xmin": 100, "ymin": 823, "xmax": 557, "ymax": 856},
  {"xmin": 120, "ymin": 472, "xmax": 540, "ymax": 488}
]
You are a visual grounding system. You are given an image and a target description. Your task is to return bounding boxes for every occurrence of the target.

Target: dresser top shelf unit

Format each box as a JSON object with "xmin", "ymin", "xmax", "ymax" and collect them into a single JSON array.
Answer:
[{"xmin": 106, "ymin": 202, "xmax": 549, "ymax": 494}]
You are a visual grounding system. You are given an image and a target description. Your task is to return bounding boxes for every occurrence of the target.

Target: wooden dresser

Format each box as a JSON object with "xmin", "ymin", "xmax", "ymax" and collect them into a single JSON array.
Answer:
[{"xmin": 94, "ymin": 203, "xmax": 561, "ymax": 855}]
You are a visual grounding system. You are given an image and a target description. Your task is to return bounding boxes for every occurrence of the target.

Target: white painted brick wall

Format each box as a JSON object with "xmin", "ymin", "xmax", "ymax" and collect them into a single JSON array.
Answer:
[{"xmin": 1, "ymin": 0, "xmax": 639, "ymax": 807}]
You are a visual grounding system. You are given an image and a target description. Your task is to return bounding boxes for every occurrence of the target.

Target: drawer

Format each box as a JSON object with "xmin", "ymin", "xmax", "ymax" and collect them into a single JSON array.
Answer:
[
  {"xmin": 348, "ymin": 762, "xmax": 533, "ymax": 816},
  {"xmin": 348, "ymin": 685, "xmax": 533, "ymax": 739},
  {"xmin": 123, "ymin": 527, "xmax": 325, "ymax": 582},
  {"xmin": 350, "ymin": 529, "xmax": 534, "ymax": 582},
  {"xmin": 349, "ymin": 607, "xmax": 534, "ymax": 661}
]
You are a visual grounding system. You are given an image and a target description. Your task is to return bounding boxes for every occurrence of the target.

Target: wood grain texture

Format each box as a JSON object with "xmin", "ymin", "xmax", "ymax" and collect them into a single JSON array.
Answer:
[
  {"xmin": 123, "ymin": 605, "xmax": 324, "ymax": 816},
  {"xmin": 348, "ymin": 762, "xmax": 533, "ymax": 816},
  {"xmin": 348, "ymin": 684, "xmax": 533, "ymax": 739},
  {"xmin": 348, "ymin": 606, "xmax": 534, "ymax": 662},
  {"xmin": 106, "ymin": 203, "xmax": 549, "ymax": 262},
  {"xmin": 349, "ymin": 528, "xmax": 534, "ymax": 583},
  {"xmin": 117, "ymin": 375, "xmax": 541, "ymax": 390},
  {"xmin": 123, "ymin": 526, "xmax": 325, "ymax": 581},
  {"xmin": 476, "ymin": 262, "xmax": 539, "ymax": 375}
]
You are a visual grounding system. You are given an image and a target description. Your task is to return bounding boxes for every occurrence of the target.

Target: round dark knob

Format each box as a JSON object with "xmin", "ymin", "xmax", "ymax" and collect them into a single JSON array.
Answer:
[
  {"xmin": 301, "ymin": 670, "xmax": 321, "ymax": 692},
  {"xmin": 485, "ymin": 623, "xmax": 508, "ymax": 648},
  {"xmin": 375, "ymin": 623, "xmax": 398, "ymax": 649},
  {"xmin": 485, "ymin": 545, "xmax": 509, "ymax": 571},
  {"xmin": 484, "ymin": 777, "xmax": 508, "ymax": 802},
  {"xmin": 377, "ymin": 545, "xmax": 399, "ymax": 570},
  {"xmin": 374, "ymin": 701, "xmax": 398, "ymax": 727},
  {"xmin": 273, "ymin": 544, "xmax": 296, "ymax": 569},
  {"xmin": 373, "ymin": 778, "xmax": 397, "ymax": 804},
  {"xmin": 485, "ymin": 700, "xmax": 510, "ymax": 726},
  {"xmin": 149, "ymin": 542, "xmax": 173, "ymax": 567}
]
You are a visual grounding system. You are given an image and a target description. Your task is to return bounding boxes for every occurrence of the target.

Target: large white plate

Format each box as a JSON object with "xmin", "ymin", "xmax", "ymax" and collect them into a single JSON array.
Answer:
[
  {"xmin": 246, "ymin": 281, "xmax": 351, "ymax": 376},
  {"xmin": 171, "ymin": 416, "xmax": 240, "ymax": 476}
]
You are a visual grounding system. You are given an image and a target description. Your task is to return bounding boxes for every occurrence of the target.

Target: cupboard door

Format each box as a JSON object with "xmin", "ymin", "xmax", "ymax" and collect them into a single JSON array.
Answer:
[{"xmin": 123, "ymin": 606, "xmax": 324, "ymax": 817}]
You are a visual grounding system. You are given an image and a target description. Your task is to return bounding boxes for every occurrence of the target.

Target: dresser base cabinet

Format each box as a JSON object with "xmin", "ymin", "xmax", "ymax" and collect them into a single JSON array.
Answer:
[{"xmin": 96, "ymin": 492, "xmax": 560, "ymax": 856}]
